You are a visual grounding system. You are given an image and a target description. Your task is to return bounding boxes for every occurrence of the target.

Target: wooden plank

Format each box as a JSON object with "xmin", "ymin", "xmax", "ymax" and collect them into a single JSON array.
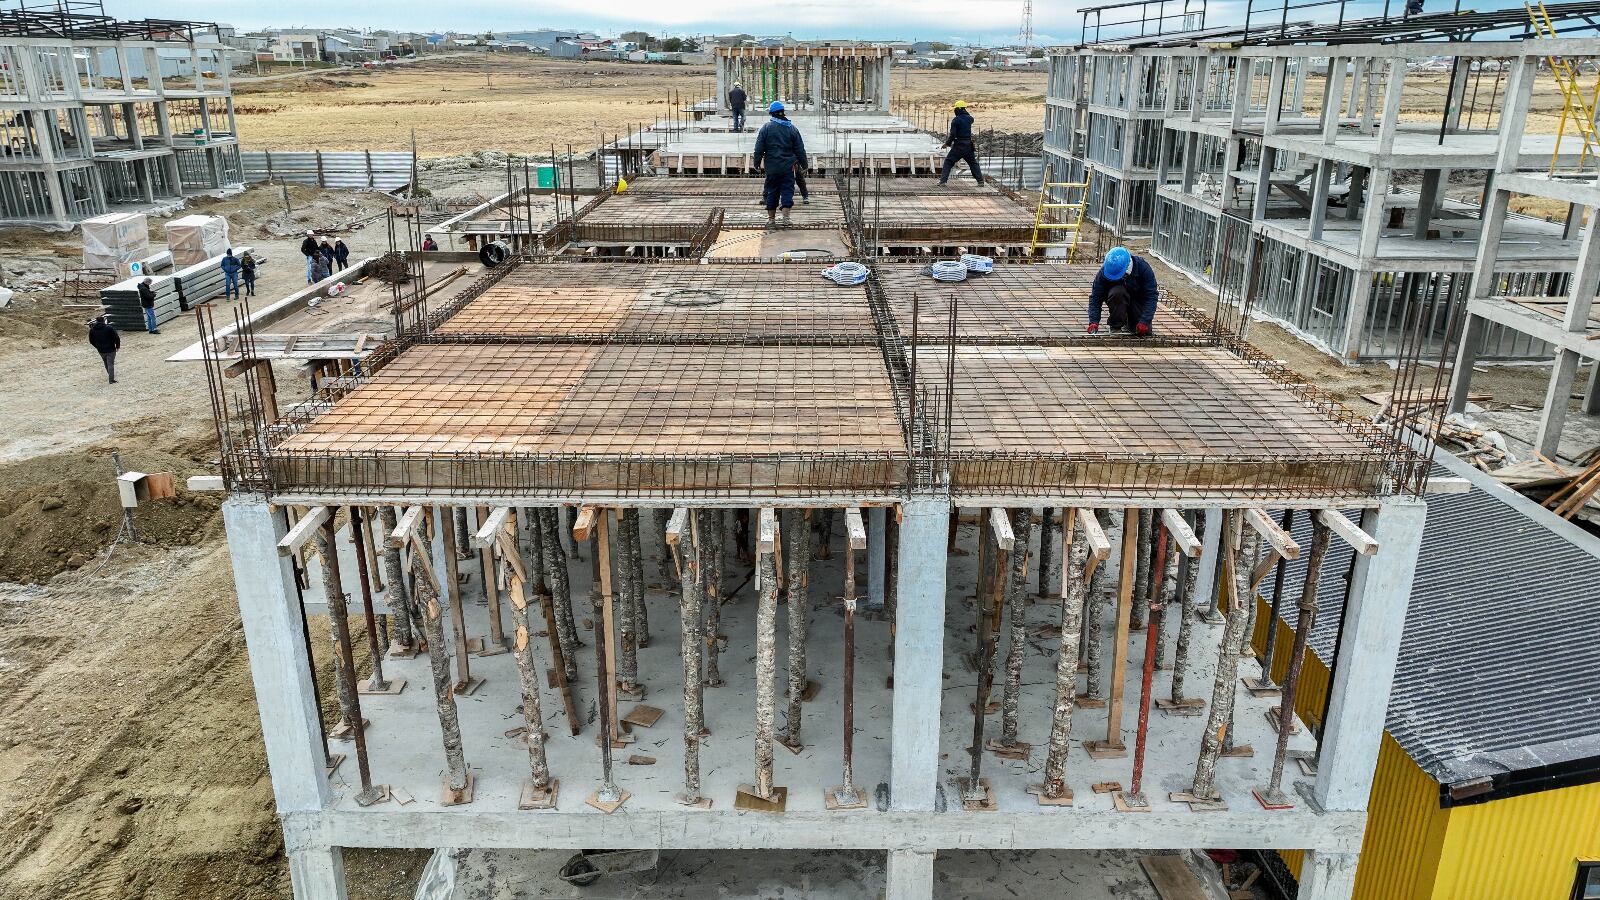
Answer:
[
  {"xmin": 572, "ymin": 505, "xmax": 597, "ymax": 542},
  {"xmin": 1245, "ymin": 508, "xmax": 1301, "ymax": 559},
  {"xmin": 757, "ymin": 508, "xmax": 778, "ymax": 553},
  {"xmin": 278, "ymin": 505, "xmax": 329, "ymax": 556},
  {"xmin": 471, "ymin": 506, "xmax": 512, "ymax": 548},
  {"xmin": 1078, "ymin": 508, "xmax": 1112, "ymax": 561},
  {"xmin": 664, "ymin": 507, "xmax": 689, "ymax": 546},
  {"xmin": 989, "ymin": 507, "xmax": 1015, "ymax": 550},
  {"xmin": 844, "ymin": 507, "xmax": 867, "ymax": 550},
  {"xmin": 1161, "ymin": 508, "xmax": 1202, "ymax": 557},
  {"xmin": 387, "ymin": 505, "xmax": 423, "ymax": 547},
  {"xmin": 1139, "ymin": 855, "xmax": 1209, "ymax": 900},
  {"xmin": 1316, "ymin": 509, "xmax": 1378, "ymax": 556}
]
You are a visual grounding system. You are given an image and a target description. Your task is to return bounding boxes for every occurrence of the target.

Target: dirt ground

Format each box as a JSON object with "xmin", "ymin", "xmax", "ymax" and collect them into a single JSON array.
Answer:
[{"xmin": 232, "ymin": 55, "xmax": 1047, "ymax": 155}]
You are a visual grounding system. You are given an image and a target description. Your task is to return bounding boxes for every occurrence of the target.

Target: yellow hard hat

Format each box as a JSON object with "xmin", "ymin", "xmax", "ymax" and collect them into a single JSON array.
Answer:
[{"xmin": 953, "ymin": 100, "xmax": 968, "ymax": 109}]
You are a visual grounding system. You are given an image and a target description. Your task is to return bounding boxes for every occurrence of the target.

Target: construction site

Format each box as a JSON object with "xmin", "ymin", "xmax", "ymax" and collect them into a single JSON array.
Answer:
[{"xmin": 1, "ymin": 3, "xmax": 1599, "ymax": 900}]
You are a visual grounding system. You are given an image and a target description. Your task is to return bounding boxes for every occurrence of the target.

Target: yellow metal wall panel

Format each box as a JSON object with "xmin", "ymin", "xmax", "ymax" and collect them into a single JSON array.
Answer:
[{"xmin": 1429, "ymin": 780, "xmax": 1600, "ymax": 900}]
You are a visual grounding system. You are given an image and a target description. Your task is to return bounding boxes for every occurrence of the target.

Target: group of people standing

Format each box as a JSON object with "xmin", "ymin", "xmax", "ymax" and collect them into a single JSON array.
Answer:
[{"xmin": 300, "ymin": 231, "xmax": 352, "ymax": 284}]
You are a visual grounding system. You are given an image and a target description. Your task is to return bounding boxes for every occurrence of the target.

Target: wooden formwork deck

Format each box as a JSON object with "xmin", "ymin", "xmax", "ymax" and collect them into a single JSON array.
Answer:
[
  {"xmin": 432, "ymin": 262, "xmax": 875, "ymax": 342},
  {"xmin": 914, "ymin": 346, "xmax": 1387, "ymax": 496},
  {"xmin": 581, "ymin": 190, "xmax": 847, "ymax": 230},
  {"xmin": 875, "ymin": 263, "xmax": 1216, "ymax": 345},
  {"xmin": 856, "ymin": 186, "xmax": 1035, "ymax": 245},
  {"xmin": 622, "ymin": 176, "xmax": 839, "ymax": 196}
]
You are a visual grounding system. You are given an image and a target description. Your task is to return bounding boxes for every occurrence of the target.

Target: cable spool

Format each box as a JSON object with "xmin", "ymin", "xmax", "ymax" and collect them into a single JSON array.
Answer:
[
  {"xmin": 960, "ymin": 254, "xmax": 994, "ymax": 274},
  {"xmin": 925, "ymin": 260, "xmax": 969, "ymax": 283},
  {"xmin": 478, "ymin": 239, "xmax": 510, "ymax": 268},
  {"xmin": 821, "ymin": 261, "xmax": 869, "ymax": 285}
]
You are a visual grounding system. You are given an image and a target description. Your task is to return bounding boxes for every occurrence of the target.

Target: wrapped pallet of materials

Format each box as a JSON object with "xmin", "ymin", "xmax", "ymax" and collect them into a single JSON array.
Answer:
[
  {"xmin": 82, "ymin": 212, "xmax": 150, "ymax": 277},
  {"xmin": 165, "ymin": 214, "xmax": 231, "ymax": 268}
]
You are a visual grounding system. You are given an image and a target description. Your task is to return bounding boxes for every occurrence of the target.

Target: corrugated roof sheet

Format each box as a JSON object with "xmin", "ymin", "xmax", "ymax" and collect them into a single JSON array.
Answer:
[{"xmin": 1268, "ymin": 459, "xmax": 1600, "ymax": 787}]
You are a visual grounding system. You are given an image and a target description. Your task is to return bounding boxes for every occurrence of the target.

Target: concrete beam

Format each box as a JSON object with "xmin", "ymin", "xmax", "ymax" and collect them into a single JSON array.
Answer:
[
  {"xmin": 1296, "ymin": 850, "xmax": 1359, "ymax": 900},
  {"xmin": 886, "ymin": 850, "xmax": 934, "ymax": 900}
]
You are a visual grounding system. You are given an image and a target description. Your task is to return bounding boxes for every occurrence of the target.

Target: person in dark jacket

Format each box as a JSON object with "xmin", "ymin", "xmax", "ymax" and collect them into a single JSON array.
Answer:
[
  {"xmin": 422, "ymin": 235, "xmax": 438, "ymax": 251},
  {"xmin": 240, "ymin": 250, "xmax": 257, "ymax": 297},
  {"xmin": 1087, "ymin": 246, "xmax": 1159, "ymax": 335},
  {"xmin": 319, "ymin": 239, "xmax": 336, "ymax": 270},
  {"xmin": 137, "ymin": 277, "xmax": 159, "ymax": 334},
  {"xmin": 311, "ymin": 252, "xmax": 331, "ymax": 284},
  {"xmin": 333, "ymin": 239, "xmax": 350, "ymax": 271},
  {"xmin": 300, "ymin": 230, "xmax": 318, "ymax": 283},
  {"xmin": 88, "ymin": 316, "xmax": 120, "ymax": 383},
  {"xmin": 938, "ymin": 101, "xmax": 983, "ymax": 185},
  {"xmin": 220, "ymin": 248, "xmax": 241, "ymax": 300},
  {"xmin": 728, "ymin": 81, "xmax": 748, "ymax": 132},
  {"xmin": 752, "ymin": 100, "xmax": 808, "ymax": 227}
]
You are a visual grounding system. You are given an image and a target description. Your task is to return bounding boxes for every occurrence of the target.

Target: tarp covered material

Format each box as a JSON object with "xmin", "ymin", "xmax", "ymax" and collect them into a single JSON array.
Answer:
[
  {"xmin": 165, "ymin": 214, "xmax": 231, "ymax": 268},
  {"xmin": 82, "ymin": 212, "xmax": 150, "ymax": 277}
]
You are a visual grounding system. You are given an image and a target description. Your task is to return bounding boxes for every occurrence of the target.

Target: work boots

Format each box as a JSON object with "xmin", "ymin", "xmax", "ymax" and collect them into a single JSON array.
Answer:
[
  {"xmin": 766, "ymin": 208, "xmax": 777, "ymax": 229},
  {"xmin": 781, "ymin": 208, "xmax": 792, "ymax": 227}
]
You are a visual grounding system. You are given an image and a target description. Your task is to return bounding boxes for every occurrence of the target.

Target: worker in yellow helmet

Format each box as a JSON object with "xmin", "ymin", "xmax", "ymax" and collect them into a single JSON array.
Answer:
[{"xmin": 938, "ymin": 100, "xmax": 983, "ymax": 186}]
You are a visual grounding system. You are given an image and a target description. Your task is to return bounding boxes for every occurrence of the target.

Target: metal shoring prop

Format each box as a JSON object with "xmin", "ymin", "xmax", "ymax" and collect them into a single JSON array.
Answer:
[
  {"xmin": 959, "ymin": 508, "xmax": 1012, "ymax": 810},
  {"xmin": 350, "ymin": 507, "xmax": 403, "ymax": 696},
  {"xmin": 1156, "ymin": 509, "xmax": 1206, "ymax": 716},
  {"xmin": 316, "ymin": 516, "xmax": 388, "ymax": 807},
  {"xmin": 1114, "ymin": 518, "xmax": 1169, "ymax": 812},
  {"xmin": 1245, "ymin": 509, "xmax": 1297, "ymax": 696},
  {"xmin": 828, "ymin": 507, "xmax": 869, "ymax": 809},
  {"xmin": 1254, "ymin": 519, "xmax": 1331, "ymax": 810},
  {"xmin": 584, "ymin": 507, "xmax": 629, "ymax": 813}
]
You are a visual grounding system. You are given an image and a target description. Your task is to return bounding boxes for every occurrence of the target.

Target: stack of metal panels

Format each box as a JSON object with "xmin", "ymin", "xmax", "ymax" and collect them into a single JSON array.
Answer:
[{"xmin": 99, "ymin": 246, "xmax": 255, "ymax": 331}]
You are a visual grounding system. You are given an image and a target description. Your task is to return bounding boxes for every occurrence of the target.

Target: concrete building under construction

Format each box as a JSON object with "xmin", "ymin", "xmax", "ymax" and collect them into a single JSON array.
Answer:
[
  {"xmin": 0, "ymin": 0, "xmax": 243, "ymax": 226},
  {"xmin": 180, "ymin": 135, "xmax": 1458, "ymax": 897}
]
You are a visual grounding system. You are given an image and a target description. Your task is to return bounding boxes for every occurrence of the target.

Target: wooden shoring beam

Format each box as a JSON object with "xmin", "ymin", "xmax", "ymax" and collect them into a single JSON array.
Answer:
[
  {"xmin": 471, "ymin": 506, "xmax": 512, "ymax": 548},
  {"xmin": 1245, "ymin": 508, "xmax": 1301, "ymax": 559},
  {"xmin": 386, "ymin": 505, "xmax": 423, "ymax": 548},
  {"xmin": 1316, "ymin": 509, "xmax": 1378, "ymax": 556},
  {"xmin": 1162, "ymin": 508, "xmax": 1203, "ymax": 557},
  {"xmin": 278, "ymin": 505, "xmax": 329, "ymax": 557}
]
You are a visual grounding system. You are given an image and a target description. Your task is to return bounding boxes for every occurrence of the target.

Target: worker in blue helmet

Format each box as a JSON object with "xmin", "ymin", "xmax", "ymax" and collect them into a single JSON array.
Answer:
[
  {"xmin": 1088, "ymin": 246, "xmax": 1159, "ymax": 335},
  {"xmin": 752, "ymin": 100, "xmax": 808, "ymax": 228}
]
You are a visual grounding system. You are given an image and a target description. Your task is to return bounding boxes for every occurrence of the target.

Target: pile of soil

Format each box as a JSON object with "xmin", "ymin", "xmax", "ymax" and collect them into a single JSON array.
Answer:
[{"xmin": 0, "ymin": 439, "xmax": 222, "ymax": 584}]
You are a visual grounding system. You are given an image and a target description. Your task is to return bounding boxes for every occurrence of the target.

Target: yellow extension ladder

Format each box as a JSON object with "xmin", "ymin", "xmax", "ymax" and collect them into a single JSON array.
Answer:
[
  {"xmin": 1528, "ymin": 1, "xmax": 1600, "ymax": 172},
  {"xmin": 1030, "ymin": 165, "xmax": 1092, "ymax": 261}
]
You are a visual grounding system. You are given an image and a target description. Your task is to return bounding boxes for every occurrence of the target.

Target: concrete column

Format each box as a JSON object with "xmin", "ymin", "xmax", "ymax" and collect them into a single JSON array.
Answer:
[
  {"xmin": 886, "ymin": 849, "xmax": 935, "ymax": 900},
  {"xmin": 1584, "ymin": 363, "xmax": 1600, "ymax": 415},
  {"xmin": 890, "ymin": 497, "xmax": 949, "ymax": 812},
  {"xmin": 222, "ymin": 497, "xmax": 347, "ymax": 900},
  {"xmin": 1308, "ymin": 160, "xmax": 1332, "ymax": 241},
  {"xmin": 1180, "ymin": 131, "xmax": 1198, "ymax": 193},
  {"xmin": 1314, "ymin": 497, "xmax": 1426, "ymax": 812},
  {"xmin": 880, "ymin": 57, "xmax": 892, "ymax": 112},
  {"xmin": 1192, "ymin": 508, "xmax": 1222, "ymax": 611},
  {"xmin": 1375, "ymin": 60, "xmax": 1405, "ymax": 156},
  {"xmin": 1296, "ymin": 851, "xmax": 1359, "ymax": 900},
  {"xmin": 1322, "ymin": 58, "xmax": 1346, "ymax": 143},
  {"xmin": 1264, "ymin": 57, "xmax": 1288, "ymax": 134},
  {"xmin": 812, "ymin": 57, "xmax": 824, "ymax": 108},
  {"xmin": 1448, "ymin": 313, "xmax": 1488, "ymax": 414},
  {"xmin": 1187, "ymin": 56, "xmax": 1207, "ymax": 124},
  {"xmin": 1413, "ymin": 169, "xmax": 1441, "ymax": 239},
  {"xmin": 715, "ymin": 55, "xmax": 727, "ymax": 110},
  {"xmin": 1536, "ymin": 209, "xmax": 1600, "ymax": 456},
  {"xmin": 868, "ymin": 506, "xmax": 886, "ymax": 606}
]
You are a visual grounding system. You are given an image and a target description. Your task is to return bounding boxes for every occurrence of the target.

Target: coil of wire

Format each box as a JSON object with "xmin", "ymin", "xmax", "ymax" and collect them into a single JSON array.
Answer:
[
  {"xmin": 821, "ymin": 261, "xmax": 870, "ymax": 285},
  {"xmin": 926, "ymin": 260, "xmax": 969, "ymax": 282},
  {"xmin": 960, "ymin": 253, "xmax": 994, "ymax": 274}
]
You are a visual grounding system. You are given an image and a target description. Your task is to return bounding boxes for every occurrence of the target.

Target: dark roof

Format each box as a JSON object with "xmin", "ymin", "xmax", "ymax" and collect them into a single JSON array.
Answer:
[{"xmin": 1269, "ymin": 455, "xmax": 1600, "ymax": 794}]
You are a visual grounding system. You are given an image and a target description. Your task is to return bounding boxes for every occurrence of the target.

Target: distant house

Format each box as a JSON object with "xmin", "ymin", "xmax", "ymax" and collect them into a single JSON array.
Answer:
[
  {"xmin": 272, "ymin": 33, "xmax": 320, "ymax": 62},
  {"xmin": 549, "ymin": 39, "xmax": 583, "ymax": 59}
]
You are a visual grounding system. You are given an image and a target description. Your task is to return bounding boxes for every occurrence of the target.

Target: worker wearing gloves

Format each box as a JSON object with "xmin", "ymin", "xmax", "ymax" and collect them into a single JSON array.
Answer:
[
  {"xmin": 752, "ymin": 100, "xmax": 808, "ymax": 228},
  {"xmin": 1087, "ymin": 246, "xmax": 1159, "ymax": 336},
  {"xmin": 938, "ymin": 101, "xmax": 983, "ymax": 185},
  {"xmin": 728, "ymin": 81, "xmax": 748, "ymax": 133}
]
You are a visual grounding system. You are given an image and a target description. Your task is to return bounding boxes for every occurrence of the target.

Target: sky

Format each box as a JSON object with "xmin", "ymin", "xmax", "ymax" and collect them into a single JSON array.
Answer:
[{"xmin": 102, "ymin": 0, "xmax": 1109, "ymax": 46}]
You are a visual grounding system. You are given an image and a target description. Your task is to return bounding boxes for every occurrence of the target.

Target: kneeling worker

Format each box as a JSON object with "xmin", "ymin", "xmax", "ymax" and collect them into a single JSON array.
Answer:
[{"xmin": 1087, "ymin": 246, "xmax": 1158, "ymax": 336}]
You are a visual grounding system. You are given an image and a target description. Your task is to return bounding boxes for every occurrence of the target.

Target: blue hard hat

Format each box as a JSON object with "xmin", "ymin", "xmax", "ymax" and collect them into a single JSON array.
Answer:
[
  {"xmin": 769, "ymin": 100, "xmax": 785, "ymax": 113},
  {"xmin": 1103, "ymin": 246, "xmax": 1132, "ymax": 280}
]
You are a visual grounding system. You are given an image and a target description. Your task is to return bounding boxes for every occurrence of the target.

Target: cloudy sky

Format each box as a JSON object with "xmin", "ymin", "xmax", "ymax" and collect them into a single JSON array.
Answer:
[{"xmin": 102, "ymin": 0, "xmax": 1134, "ymax": 46}]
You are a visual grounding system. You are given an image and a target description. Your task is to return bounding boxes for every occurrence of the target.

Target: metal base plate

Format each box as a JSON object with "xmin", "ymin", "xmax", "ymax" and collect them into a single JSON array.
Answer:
[
  {"xmin": 586, "ymin": 788, "xmax": 630, "ymax": 814},
  {"xmin": 355, "ymin": 784, "xmax": 391, "ymax": 807},
  {"xmin": 441, "ymin": 772, "xmax": 476, "ymax": 807},
  {"xmin": 1169, "ymin": 790, "xmax": 1227, "ymax": 812},
  {"xmin": 1242, "ymin": 677, "xmax": 1281, "ymax": 697},
  {"xmin": 954, "ymin": 777, "xmax": 996, "ymax": 811},
  {"xmin": 825, "ymin": 785, "xmax": 868, "ymax": 810},
  {"xmin": 1111, "ymin": 790, "xmax": 1150, "ymax": 812},
  {"xmin": 359, "ymin": 677, "xmax": 407, "ymax": 696},
  {"xmin": 1252, "ymin": 787, "xmax": 1294, "ymax": 810},
  {"xmin": 519, "ymin": 778, "xmax": 559, "ymax": 810},
  {"xmin": 734, "ymin": 784, "xmax": 788, "ymax": 812}
]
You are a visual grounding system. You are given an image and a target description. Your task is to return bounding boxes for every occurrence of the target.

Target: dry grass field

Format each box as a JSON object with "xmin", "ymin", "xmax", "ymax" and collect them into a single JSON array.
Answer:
[{"xmin": 232, "ymin": 54, "xmax": 1048, "ymax": 155}]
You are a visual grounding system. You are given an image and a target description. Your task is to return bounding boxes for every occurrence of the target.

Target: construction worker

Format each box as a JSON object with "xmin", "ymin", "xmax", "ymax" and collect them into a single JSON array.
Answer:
[
  {"xmin": 728, "ymin": 80, "xmax": 748, "ymax": 133},
  {"xmin": 300, "ymin": 230, "xmax": 319, "ymax": 283},
  {"xmin": 137, "ymin": 277, "xmax": 159, "ymax": 334},
  {"xmin": 220, "ymin": 248, "xmax": 241, "ymax": 300},
  {"xmin": 87, "ymin": 315, "xmax": 120, "ymax": 384},
  {"xmin": 752, "ymin": 100, "xmax": 807, "ymax": 228},
  {"xmin": 938, "ymin": 100, "xmax": 983, "ymax": 185},
  {"xmin": 1087, "ymin": 246, "xmax": 1158, "ymax": 336}
]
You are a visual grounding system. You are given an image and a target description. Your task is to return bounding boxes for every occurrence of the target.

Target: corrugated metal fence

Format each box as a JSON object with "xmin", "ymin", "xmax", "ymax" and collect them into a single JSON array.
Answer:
[{"xmin": 242, "ymin": 151, "xmax": 414, "ymax": 191}]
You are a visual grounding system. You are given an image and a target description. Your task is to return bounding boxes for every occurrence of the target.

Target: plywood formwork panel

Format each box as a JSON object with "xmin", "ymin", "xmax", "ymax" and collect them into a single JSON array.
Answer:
[
  {"xmin": 432, "ymin": 262, "xmax": 875, "ymax": 343},
  {"xmin": 875, "ymin": 263, "xmax": 1216, "ymax": 345},
  {"xmin": 622, "ymin": 176, "xmax": 839, "ymax": 196},
  {"xmin": 915, "ymin": 345, "xmax": 1387, "ymax": 497}
]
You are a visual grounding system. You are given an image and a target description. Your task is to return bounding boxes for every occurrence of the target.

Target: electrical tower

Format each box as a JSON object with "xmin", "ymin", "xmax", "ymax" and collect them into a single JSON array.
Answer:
[{"xmin": 1019, "ymin": 0, "xmax": 1034, "ymax": 50}]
